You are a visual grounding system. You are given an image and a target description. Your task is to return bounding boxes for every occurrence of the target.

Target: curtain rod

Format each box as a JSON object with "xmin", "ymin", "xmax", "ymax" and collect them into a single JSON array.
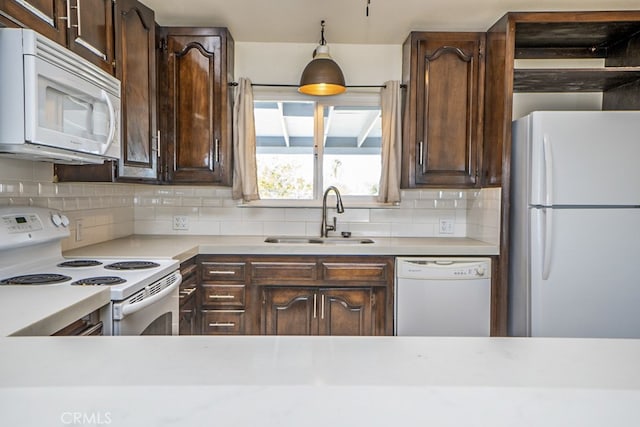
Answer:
[{"xmin": 228, "ymin": 82, "xmax": 406, "ymax": 89}]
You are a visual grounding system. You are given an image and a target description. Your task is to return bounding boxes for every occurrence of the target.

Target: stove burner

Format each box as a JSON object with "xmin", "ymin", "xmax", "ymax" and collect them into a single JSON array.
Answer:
[
  {"xmin": 72, "ymin": 276, "xmax": 126, "ymax": 286},
  {"xmin": 0, "ymin": 274, "xmax": 72, "ymax": 285},
  {"xmin": 57, "ymin": 260, "xmax": 103, "ymax": 268},
  {"xmin": 104, "ymin": 261, "xmax": 160, "ymax": 270}
]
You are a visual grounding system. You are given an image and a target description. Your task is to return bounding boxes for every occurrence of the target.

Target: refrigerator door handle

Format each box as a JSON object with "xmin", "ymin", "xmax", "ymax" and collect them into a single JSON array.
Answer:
[
  {"xmin": 541, "ymin": 207, "xmax": 553, "ymax": 280},
  {"xmin": 543, "ymin": 134, "xmax": 554, "ymax": 206}
]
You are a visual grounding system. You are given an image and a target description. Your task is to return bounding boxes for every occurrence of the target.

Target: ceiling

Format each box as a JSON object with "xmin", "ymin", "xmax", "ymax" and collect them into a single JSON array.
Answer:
[{"xmin": 144, "ymin": 0, "xmax": 640, "ymax": 44}]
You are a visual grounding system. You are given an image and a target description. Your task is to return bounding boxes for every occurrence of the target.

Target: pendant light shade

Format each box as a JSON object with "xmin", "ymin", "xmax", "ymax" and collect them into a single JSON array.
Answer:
[{"xmin": 299, "ymin": 21, "xmax": 346, "ymax": 96}]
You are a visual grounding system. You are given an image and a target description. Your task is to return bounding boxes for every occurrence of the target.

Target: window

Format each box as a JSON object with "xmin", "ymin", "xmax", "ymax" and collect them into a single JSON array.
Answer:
[{"xmin": 253, "ymin": 91, "xmax": 382, "ymax": 201}]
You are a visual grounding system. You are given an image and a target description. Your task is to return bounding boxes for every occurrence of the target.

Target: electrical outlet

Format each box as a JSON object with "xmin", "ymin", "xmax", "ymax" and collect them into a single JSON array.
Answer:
[
  {"xmin": 173, "ymin": 215, "xmax": 189, "ymax": 230},
  {"xmin": 75, "ymin": 219, "xmax": 83, "ymax": 241},
  {"xmin": 439, "ymin": 218, "xmax": 455, "ymax": 235}
]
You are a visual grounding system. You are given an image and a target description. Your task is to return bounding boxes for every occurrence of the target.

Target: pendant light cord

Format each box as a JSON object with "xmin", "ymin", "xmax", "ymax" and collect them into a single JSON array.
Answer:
[{"xmin": 320, "ymin": 20, "xmax": 326, "ymax": 45}]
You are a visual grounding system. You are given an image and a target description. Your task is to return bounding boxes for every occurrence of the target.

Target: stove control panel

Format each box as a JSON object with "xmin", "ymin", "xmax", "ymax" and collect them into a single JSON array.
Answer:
[
  {"xmin": 2, "ymin": 213, "xmax": 43, "ymax": 233},
  {"xmin": 0, "ymin": 207, "xmax": 70, "ymax": 251}
]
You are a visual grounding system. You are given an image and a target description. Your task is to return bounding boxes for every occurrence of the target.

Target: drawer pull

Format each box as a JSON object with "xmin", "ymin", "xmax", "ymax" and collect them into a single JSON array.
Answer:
[
  {"xmin": 209, "ymin": 294, "xmax": 235, "ymax": 299},
  {"xmin": 208, "ymin": 270, "xmax": 236, "ymax": 275},
  {"xmin": 209, "ymin": 322, "xmax": 235, "ymax": 327},
  {"xmin": 180, "ymin": 288, "xmax": 196, "ymax": 297}
]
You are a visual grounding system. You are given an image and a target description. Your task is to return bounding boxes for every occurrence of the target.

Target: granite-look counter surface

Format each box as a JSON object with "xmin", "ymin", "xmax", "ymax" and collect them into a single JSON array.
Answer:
[{"xmin": 64, "ymin": 235, "xmax": 499, "ymax": 263}]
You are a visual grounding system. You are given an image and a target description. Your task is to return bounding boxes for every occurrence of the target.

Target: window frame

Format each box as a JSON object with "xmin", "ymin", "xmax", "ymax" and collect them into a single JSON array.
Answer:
[{"xmin": 251, "ymin": 87, "xmax": 384, "ymax": 207}]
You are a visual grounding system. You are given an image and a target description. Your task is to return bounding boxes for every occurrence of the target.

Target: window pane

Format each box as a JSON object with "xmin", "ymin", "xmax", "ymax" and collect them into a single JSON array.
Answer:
[
  {"xmin": 255, "ymin": 101, "xmax": 314, "ymax": 199},
  {"xmin": 323, "ymin": 105, "xmax": 381, "ymax": 196}
]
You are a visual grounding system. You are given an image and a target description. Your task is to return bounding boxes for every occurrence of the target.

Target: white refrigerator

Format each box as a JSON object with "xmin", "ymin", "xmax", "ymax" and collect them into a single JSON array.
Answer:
[{"xmin": 509, "ymin": 111, "xmax": 640, "ymax": 338}]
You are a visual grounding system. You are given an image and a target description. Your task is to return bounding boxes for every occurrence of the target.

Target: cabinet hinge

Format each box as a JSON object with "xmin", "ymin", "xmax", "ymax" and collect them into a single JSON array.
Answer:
[
  {"xmin": 371, "ymin": 293, "xmax": 376, "ymax": 308},
  {"xmin": 159, "ymin": 38, "xmax": 167, "ymax": 52}
]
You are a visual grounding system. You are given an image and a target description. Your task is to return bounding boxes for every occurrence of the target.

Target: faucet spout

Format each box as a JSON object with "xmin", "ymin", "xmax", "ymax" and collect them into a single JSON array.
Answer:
[{"xmin": 321, "ymin": 186, "xmax": 344, "ymax": 237}]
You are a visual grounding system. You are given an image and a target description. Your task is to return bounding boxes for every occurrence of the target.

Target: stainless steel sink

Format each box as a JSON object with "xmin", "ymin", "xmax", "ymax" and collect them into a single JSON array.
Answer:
[
  {"xmin": 264, "ymin": 237, "xmax": 324, "ymax": 244},
  {"xmin": 264, "ymin": 236, "xmax": 374, "ymax": 245}
]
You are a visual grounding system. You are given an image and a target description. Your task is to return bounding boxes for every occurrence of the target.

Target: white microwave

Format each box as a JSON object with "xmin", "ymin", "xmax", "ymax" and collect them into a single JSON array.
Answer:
[{"xmin": 0, "ymin": 28, "xmax": 121, "ymax": 164}]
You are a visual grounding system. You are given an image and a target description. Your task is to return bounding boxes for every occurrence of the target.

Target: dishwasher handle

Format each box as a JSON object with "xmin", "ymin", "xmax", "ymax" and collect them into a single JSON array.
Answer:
[{"xmin": 396, "ymin": 258, "xmax": 491, "ymax": 280}]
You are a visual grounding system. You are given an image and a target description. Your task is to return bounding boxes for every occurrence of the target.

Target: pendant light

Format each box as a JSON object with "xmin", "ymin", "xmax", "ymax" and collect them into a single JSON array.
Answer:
[{"xmin": 298, "ymin": 20, "xmax": 346, "ymax": 96}]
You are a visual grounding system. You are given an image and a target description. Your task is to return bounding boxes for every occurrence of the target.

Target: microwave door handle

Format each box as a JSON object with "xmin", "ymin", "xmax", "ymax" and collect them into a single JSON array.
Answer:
[{"xmin": 102, "ymin": 90, "xmax": 116, "ymax": 151}]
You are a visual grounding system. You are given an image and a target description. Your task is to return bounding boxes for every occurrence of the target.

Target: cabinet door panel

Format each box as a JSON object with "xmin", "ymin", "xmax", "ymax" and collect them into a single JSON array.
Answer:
[
  {"xmin": 319, "ymin": 288, "xmax": 373, "ymax": 336},
  {"xmin": 416, "ymin": 37, "xmax": 482, "ymax": 186},
  {"xmin": 0, "ymin": 0, "xmax": 66, "ymax": 44},
  {"xmin": 115, "ymin": 0, "xmax": 157, "ymax": 179},
  {"xmin": 165, "ymin": 33, "xmax": 221, "ymax": 182},
  {"xmin": 67, "ymin": 0, "xmax": 114, "ymax": 74},
  {"xmin": 262, "ymin": 288, "xmax": 315, "ymax": 335},
  {"xmin": 402, "ymin": 32, "xmax": 484, "ymax": 188}
]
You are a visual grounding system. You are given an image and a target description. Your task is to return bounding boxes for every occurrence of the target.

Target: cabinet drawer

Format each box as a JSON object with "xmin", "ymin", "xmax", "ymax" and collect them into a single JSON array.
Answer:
[
  {"xmin": 202, "ymin": 284, "xmax": 245, "ymax": 307},
  {"xmin": 201, "ymin": 262, "xmax": 246, "ymax": 282},
  {"xmin": 201, "ymin": 310, "xmax": 245, "ymax": 335},
  {"xmin": 321, "ymin": 262, "xmax": 390, "ymax": 284},
  {"xmin": 251, "ymin": 261, "xmax": 317, "ymax": 283}
]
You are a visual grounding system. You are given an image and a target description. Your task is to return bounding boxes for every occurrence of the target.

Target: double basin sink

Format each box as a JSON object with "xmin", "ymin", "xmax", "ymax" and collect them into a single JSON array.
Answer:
[{"xmin": 264, "ymin": 236, "xmax": 375, "ymax": 245}]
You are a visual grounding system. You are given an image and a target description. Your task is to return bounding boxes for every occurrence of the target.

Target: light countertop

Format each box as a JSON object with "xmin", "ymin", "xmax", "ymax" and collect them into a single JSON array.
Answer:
[
  {"xmin": 0, "ymin": 285, "xmax": 110, "ymax": 336},
  {"xmin": 1, "ymin": 335, "xmax": 639, "ymax": 426},
  {"xmin": 64, "ymin": 235, "xmax": 499, "ymax": 262}
]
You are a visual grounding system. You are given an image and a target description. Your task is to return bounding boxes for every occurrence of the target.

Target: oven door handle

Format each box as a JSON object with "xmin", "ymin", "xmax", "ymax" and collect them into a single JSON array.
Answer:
[{"xmin": 121, "ymin": 274, "xmax": 182, "ymax": 317}]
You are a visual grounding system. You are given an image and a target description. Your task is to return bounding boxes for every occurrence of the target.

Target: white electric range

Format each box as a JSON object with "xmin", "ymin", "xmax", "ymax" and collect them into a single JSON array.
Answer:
[{"xmin": 0, "ymin": 207, "xmax": 181, "ymax": 335}]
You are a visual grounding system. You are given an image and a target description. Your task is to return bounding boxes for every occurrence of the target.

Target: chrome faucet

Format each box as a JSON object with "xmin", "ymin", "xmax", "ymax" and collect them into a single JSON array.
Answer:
[{"xmin": 321, "ymin": 186, "xmax": 345, "ymax": 237}]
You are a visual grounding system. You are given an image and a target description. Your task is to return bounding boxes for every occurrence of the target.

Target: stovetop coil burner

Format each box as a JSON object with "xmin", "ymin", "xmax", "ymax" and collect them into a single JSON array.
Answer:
[
  {"xmin": 0, "ymin": 274, "xmax": 72, "ymax": 285},
  {"xmin": 71, "ymin": 276, "xmax": 127, "ymax": 286},
  {"xmin": 104, "ymin": 261, "xmax": 160, "ymax": 270},
  {"xmin": 57, "ymin": 260, "xmax": 103, "ymax": 268}
]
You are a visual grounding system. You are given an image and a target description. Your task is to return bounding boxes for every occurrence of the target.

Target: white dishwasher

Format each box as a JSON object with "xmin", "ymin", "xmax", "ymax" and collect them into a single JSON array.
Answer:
[{"xmin": 395, "ymin": 258, "xmax": 491, "ymax": 336}]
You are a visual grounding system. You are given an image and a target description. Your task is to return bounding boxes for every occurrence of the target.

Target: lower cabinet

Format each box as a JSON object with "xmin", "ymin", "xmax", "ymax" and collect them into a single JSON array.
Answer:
[
  {"xmin": 262, "ymin": 287, "xmax": 375, "ymax": 336},
  {"xmin": 178, "ymin": 257, "xmax": 199, "ymax": 335},
  {"xmin": 201, "ymin": 309, "xmax": 245, "ymax": 335},
  {"xmin": 199, "ymin": 258, "xmax": 248, "ymax": 335},
  {"xmin": 196, "ymin": 255, "xmax": 394, "ymax": 336},
  {"xmin": 51, "ymin": 309, "xmax": 103, "ymax": 336},
  {"xmin": 179, "ymin": 290, "xmax": 198, "ymax": 335}
]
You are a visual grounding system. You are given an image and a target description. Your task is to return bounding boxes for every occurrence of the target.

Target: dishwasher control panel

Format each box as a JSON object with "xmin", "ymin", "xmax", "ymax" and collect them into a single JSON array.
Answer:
[{"xmin": 396, "ymin": 258, "xmax": 491, "ymax": 280}]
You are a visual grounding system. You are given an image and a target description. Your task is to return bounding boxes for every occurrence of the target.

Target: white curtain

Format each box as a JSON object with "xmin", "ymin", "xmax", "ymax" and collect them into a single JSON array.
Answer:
[
  {"xmin": 232, "ymin": 78, "xmax": 260, "ymax": 201},
  {"xmin": 377, "ymin": 80, "xmax": 402, "ymax": 204}
]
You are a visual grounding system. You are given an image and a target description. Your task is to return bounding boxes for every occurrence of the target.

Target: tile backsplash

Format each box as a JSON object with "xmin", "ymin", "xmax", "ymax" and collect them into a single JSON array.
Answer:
[
  {"xmin": 0, "ymin": 159, "xmax": 135, "ymax": 251},
  {"xmin": 0, "ymin": 158, "xmax": 501, "ymax": 250}
]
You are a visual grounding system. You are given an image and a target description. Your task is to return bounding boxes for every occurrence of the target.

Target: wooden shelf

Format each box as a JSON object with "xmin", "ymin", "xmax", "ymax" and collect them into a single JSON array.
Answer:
[{"xmin": 513, "ymin": 67, "xmax": 640, "ymax": 92}]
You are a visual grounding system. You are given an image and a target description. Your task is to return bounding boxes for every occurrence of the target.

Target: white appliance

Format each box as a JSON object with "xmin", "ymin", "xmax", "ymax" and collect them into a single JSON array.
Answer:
[
  {"xmin": 509, "ymin": 111, "xmax": 640, "ymax": 338},
  {"xmin": 0, "ymin": 207, "xmax": 180, "ymax": 335},
  {"xmin": 395, "ymin": 258, "xmax": 491, "ymax": 336},
  {"xmin": 0, "ymin": 28, "xmax": 121, "ymax": 164}
]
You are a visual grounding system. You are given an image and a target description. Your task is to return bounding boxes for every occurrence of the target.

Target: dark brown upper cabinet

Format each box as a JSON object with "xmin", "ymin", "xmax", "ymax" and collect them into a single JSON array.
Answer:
[
  {"xmin": 66, "ymin": 0, "xmax": 114, "ymax": 74},
  {"xmin": 401, "ymin": 32, "xmax": 485, "ymax": 188},
  {"xmin": 157, "ymin": 27, "xmax": 234, "ymax": 185},
  {"xmin": 1, "ymin": 0, "xmax": 114, "ymax": 74},
  {"xmin": 483, "ymin": 11, "xmax": 640, "ymax": 188},
  {"xmin": 0, "ymin": 0, "xmax": 67, "ymax": 44},
  {"xmin": 114, "ymin": 0, "xmax": 158, "ymax": 180}
]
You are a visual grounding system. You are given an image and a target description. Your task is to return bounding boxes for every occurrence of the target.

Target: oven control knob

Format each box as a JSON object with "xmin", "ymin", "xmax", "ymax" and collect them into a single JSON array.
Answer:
[
  {"xmin": 51, "ymin": 213, "xmax": 63, "ymax": 227},
  {"xmin": 475, "ymin": 266, "xmax": 486, "ymax": 277},
  {"xmin": 60, "ymin": 214, "xmax": 70, "ymax": 227}
]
